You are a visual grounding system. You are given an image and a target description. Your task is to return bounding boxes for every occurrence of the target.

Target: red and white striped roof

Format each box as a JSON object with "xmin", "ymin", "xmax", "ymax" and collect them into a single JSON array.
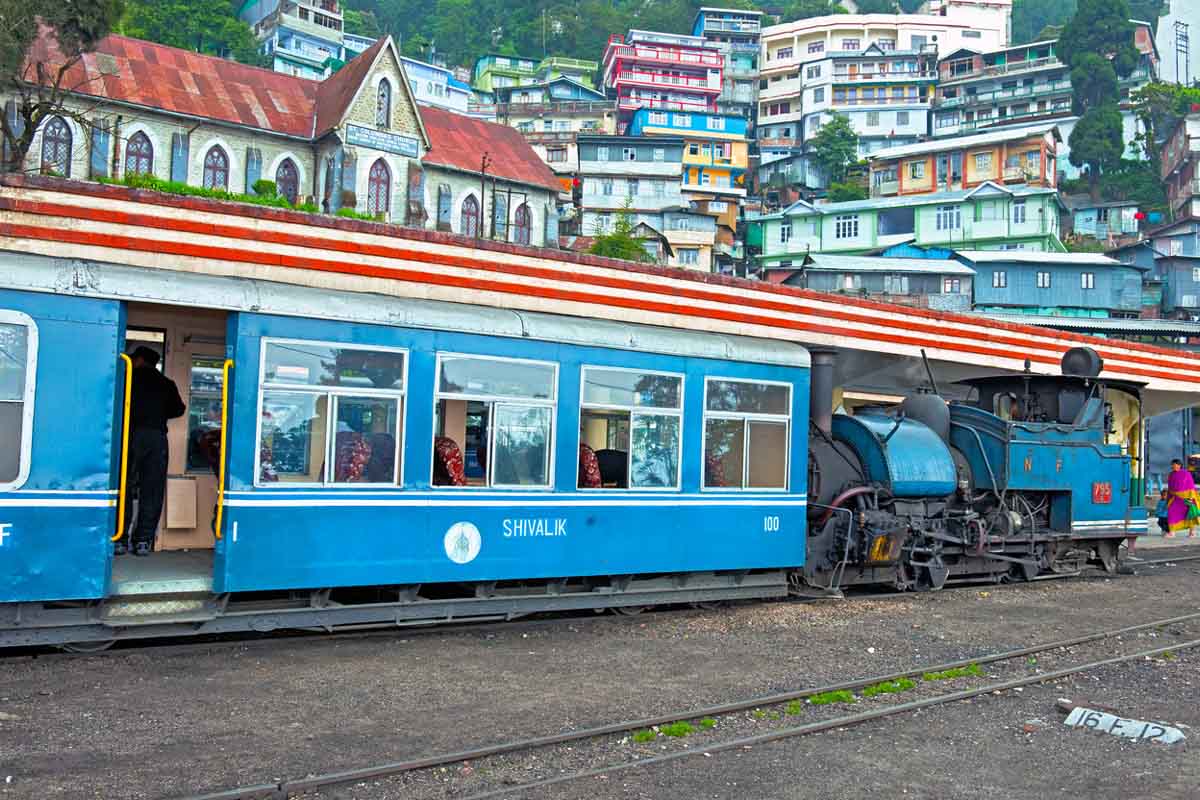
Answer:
[{"xmin": 1, "ymin": 176, "xmax": 1198, "ymax": 414}]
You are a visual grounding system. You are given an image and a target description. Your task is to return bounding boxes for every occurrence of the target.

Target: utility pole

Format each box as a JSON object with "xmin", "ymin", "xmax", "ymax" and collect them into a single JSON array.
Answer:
[{"xmin": 1176, "ymin": 21, "xmax": 1190, "ymax": 87}]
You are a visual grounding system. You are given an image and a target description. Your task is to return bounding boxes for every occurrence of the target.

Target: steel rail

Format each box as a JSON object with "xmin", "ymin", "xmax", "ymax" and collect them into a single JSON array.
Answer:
[
  {"xmin": 463, "ymin": 637, "xmax": 1200, "ymax": 800},
  {"xmin": 175, "ymin": 609, "xmax": 1200, "ymax": 800}
]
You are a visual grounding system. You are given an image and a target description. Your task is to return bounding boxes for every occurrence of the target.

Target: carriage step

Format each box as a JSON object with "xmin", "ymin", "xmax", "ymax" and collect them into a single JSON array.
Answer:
[{"xmin": 100, "ymin": 594, "xmax": 217, "ymax": 626}]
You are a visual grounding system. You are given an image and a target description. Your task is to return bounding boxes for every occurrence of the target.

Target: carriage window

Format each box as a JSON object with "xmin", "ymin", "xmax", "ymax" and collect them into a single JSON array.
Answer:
[
  {"xmin": 433, "ymin": 355, "xmax": 556, "ymax": 488},
  {"xmin": 257, "ymin": 340, "xmax": 406, "ymax": 485},
  {"xmin": 703, "ymin": 378, "xmax": 791, "ymax": 490},
  {"xmin": 0, "ymin": 313, "xmax": 36, "ymax": 488},
  {"xmin": 186, "ymin": 355, "xmax": 225, "ymax": 473},
  {"xmin": 579, "ymin": 367, "xmax": 682, "ymax": 489}
]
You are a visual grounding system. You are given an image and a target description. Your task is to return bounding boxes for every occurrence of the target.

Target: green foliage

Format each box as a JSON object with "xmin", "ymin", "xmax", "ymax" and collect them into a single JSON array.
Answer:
[
  {"xmin": 588, "ymin": 204, "xmax": 654, "ymax": 263},
  {"xmin": 660, "ymin": 721, "xmax": 695, "ymax": 737},
  {"xmin": 1064, "ymin": 235, "xmax": 1108, "ymax": 253},
  {"xmin": 98, "ymin": 171, "xmax": 301, "ymax": 210},
  {"xmin": 344, "ymin": 8, "xmax": 384, "ymax": 39},
  {"xmin": 827, "ymin": 180, "xmax": 867, "ymax": 203},
  {"xmin": 808, "ymin": 689, "xmax": 856, "ymax": 705},
  {"xmin": 335, "ymin": 206, "xmax": 380, "ymax": 221},
  {"xmin": 783, "ymin": 700, "xmax": 804, "ymax": 716},
  {"xmin": 780, "ymin": 0, "xmax": 848, "ymax": 22},
  {"xmin": 631, "ymin": 729, "xmax": 657, "ymax": 743},
  {"xmin": 1057, "ymin": 0, "xmax": 1138, "ymax": 80},
  {"xmin": 853, "ymin": 0, "xmax": 897, "ymax": 12},
  {"xmin": 1012, "ymin": 0, "xmax": 1076, "ymax": 45},
  {"xmin": 923, "ymin": 663, "xmax": 984, "ymax": 681},
  {"xmin": 1069, "ymin": 104, "xmax": 1126, "ymax": 194},
  {"xmin": 699, "ymin": 717, "xmax": 718, "ymax": 729},
  {"xmin": 121, "ymin": 0, "xmax": 267, "ymax": 66},
  {"xmin": 252, "ymin": 179, "xmax": 277, "ymax": 198},
  {"xmin": 808, "ymin": 113, "xmax": 859, "ymax": 185},
  {"xmin": 1131, "ymin": 82, "xmax": 1200, "ymax": 165},
  {"xmin": 861, "ymin": 678, "xmax": 916, "ymax": 697},
  {"xmin": 1068, "ymin": 54, "xmax": 1119, "ymax": 115}
]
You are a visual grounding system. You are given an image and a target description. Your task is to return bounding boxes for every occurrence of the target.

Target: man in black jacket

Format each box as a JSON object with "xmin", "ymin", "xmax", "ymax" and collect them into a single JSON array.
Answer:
[{"xmin": 117, "ymin": 346, "xmax": 186, "ymax": 557}]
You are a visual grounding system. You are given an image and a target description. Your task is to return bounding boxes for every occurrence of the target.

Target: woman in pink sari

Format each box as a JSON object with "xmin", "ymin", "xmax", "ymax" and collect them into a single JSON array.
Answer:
[{"xmin": 1166, "ymin": 459, "xmax": 1199, "ymax": 538}]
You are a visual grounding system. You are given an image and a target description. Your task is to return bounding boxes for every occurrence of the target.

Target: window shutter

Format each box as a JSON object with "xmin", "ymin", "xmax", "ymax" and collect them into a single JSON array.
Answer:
[
  {"xmin": 245, "ymin": 147, "xmax": 262, "ymax": 193},
  {"xmin": 170, "ymin": 133, "xmax": 189, "ymax": 183},
  {"xmin": 436, "ymin": 184, "xmax": 452, "ymax": 231},
  {"xmin": 492, "ymin": 192, "xmax": 508, "ymax": 239},
  {"xmin": 89, "ymin": 122, "xmax": 110, "ymax": 179},
  {"xmin": 3, "ymin": 101, "xmax": 25, "ymax": 167},
  {"xmin": 543, "ymin": 204, "xmax": 559, "ymax": 247},
  {"xmin": 338, "ymin": 150, "xmax": 356, "ymax": 211}
]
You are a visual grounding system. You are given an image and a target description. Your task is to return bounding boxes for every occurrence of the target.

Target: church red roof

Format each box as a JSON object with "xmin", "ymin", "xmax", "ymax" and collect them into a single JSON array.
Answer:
[
  {"xmin": 419, "ymin": 106, "xmax": 561, "ymax": 193},
  {"xmin": 26, "ymin": 30, "xmax": 557, "ymax": 193},
  {"xmin": 29, "ymin": 32, "xmax": 320, "ymax": 138}
]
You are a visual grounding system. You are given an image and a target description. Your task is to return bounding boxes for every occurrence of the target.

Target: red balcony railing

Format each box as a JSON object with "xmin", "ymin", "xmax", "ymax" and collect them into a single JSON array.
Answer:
[
  {"xmin": 617, "ymin": 95, "xmax": 714, "ymax": 112},
  {"xmin": 615, "ymin": 70, "xmax": 720, "ymax": 92},
  {"xmin": 606, "ymin": 43, "xmax": 724, "ymax": 70}
]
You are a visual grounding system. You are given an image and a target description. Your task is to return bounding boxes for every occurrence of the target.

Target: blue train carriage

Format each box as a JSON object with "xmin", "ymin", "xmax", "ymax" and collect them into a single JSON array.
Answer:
[
  {"xmin": 949, "ymin": 346, "xmax": 1148, "ymax": 573},
  {"xmin": 0, "ymin": 264, "xmax": 810, "ymax": 648}
]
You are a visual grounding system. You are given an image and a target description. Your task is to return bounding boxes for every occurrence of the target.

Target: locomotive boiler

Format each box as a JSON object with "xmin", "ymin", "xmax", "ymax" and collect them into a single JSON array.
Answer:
[{"xmin": 803, "ymin": 347, "xmax": 1147, "ymax": 592}]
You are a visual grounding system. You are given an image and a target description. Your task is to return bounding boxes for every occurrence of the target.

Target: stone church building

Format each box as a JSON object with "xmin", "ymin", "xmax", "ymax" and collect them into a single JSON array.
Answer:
[{"xmin": 6, "ymin": 33, "xmax": 561, "ymax": 247}]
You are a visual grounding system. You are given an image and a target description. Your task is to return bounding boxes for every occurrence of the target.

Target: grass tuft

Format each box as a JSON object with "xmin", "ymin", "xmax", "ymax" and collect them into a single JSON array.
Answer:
[
  {"xmin": 660, "ymin": 722, "xmax": 695, "ymax": 738},
  {"xmin": 862, "ymin": 678, "xmax": 917, "ymax": 697},
  {"xmin": 632, "ymin": 729, "xmax": 656, "ymax": 743},
  {"xmin": 808, "ymin": 689, "xmax": 857, "ymax": 705},
  {"xmin": 784, "ymin": 700, "xmax": 804, "ymax": 716},
  {"xmin": 699, "ymin": 717, "xmax": 717, "ymax": 729},
  {"xmin": 923, "ymin": 663, "xmax": 984, "ymax": 681}
]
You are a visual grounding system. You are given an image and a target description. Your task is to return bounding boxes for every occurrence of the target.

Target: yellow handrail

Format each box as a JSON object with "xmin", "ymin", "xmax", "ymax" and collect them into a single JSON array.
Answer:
[
  {"xmin": 112, "ymin": 353, "xmax": 133, "ymax": 542},
  {"xmin": 214, "ymin": 359, "xmax": 233, "ymax": 540}
]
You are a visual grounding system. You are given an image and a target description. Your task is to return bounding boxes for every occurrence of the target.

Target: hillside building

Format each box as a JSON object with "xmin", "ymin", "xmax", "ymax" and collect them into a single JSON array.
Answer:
[
  {"xmin": 240, "ymin": 0, "xmax": 346, "ymax": 80},
  {"xmin": 692, "ymin": 7, "xmax": 763, "ymax": 131},
  {"xmin": 602, "ymin": 30, "xmax": 724, "ymax": 123},
  {"xmin": 866, "ymin": 125, "xmax": 1059, "ymax": 198}
]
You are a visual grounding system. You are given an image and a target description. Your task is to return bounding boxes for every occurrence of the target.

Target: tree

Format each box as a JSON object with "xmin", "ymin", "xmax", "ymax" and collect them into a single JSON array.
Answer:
[
  {"xmin": 827, "ymin": 180, "xmax": 867, "ymax": 202},
  {"xmin": 1011, "ymin": 0, "xmax": 1075, "ymax": 45},
  {"xmin": 1131, "ymin": 81, "xmax": 1200, "ymax": 165},
  {"xmin": 1056, "ymin": 0, "xmax": 1138, "ymax": 198},
  {"xmin": 344, "ymin": 8, "xmax": 384, "ymax": 39},
  {"xmin": 807, "ymin": 113, "xmax": 859, "ymax": 185},
  {"xmin": 853, "ymin": 0, "xmax": 898, "ymax": 13},
  {"xmin": 0, "ymin": 0, "xmax": 125, "ymax": 173},
  {"xmin": 121, "ymin": 0, "xmax": 266, "ymax": 65},
  {"xmin": 1068, "ymin": 104, "xmax": 1125, "ymax": 197},
  {"xmin": 589, "ymin": 204, "xmax": 653, "ymax": 263},
  {"xmin": 781, "ymin": 0, "xmax": 847, "ymax": 21}
]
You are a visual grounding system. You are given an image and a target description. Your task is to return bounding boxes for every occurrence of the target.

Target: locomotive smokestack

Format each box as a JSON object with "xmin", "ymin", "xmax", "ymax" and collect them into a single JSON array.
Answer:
[{"xmin": 810, "ymin": 349, "xmax": 836, "ymax": 436}]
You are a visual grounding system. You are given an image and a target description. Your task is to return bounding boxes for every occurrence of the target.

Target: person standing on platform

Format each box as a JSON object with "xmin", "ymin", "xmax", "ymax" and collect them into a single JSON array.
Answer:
[
  {"xmin": 1166, "ymin": 459, "xmax": 1200, "ymax": 539},
  {"xmin": 116, "ymin": 346, "xmax": 185, "ymax": 556}
]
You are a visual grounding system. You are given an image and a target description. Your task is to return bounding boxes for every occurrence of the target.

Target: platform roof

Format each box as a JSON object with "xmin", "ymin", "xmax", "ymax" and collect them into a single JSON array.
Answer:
[{"xmin": 3, "ymin": 175, "xmax": 1199, "ymax": 416}]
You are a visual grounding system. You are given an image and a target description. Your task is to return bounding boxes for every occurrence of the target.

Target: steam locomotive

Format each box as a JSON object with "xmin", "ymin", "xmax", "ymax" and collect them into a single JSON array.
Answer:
[{"xmin": 803, "ymin": 347, "xmax": 1147, "ymax": 593}]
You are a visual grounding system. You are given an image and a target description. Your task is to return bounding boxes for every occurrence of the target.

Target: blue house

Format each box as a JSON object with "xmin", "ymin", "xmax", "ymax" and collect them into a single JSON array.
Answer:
[{"xmin": 962, "ymin": 250, "xmax": 1146, "ymax": 318}]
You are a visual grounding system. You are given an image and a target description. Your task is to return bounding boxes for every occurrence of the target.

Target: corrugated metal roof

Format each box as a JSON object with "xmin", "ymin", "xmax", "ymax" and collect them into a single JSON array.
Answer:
[
  {"xmin": 420, "ymin": 106, "xmax": 561, "ymax": 192},
  {"xmin": 982, "ymin": 313, "xmax": 1200, "ymax": 336},
  {"xmin": 867, "ymin": 124, "xmax": 1061, "ymax": 161},
  {"xmin": 806, "ymin": 254, "xmax": 975, "ymax": 275},
  {"xmin": 32, "ymin": 33, "xmax": 320, "ymax": 138},
  {"xmin": 955, "ymin": 250, "xmax": 1122, "ymax": 266}
]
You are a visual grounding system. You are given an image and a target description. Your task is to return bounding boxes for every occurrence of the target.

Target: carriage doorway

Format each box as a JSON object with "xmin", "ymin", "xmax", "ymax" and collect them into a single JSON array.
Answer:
[{"xmin": 123, "ymin": 304, "xmax": 228, "ymax": 552}]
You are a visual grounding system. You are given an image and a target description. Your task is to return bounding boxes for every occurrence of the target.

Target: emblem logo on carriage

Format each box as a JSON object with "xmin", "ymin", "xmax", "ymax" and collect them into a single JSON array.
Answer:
[{"xmin": 444, "ymin": 522, "xmax": 482, "ymax": 564}]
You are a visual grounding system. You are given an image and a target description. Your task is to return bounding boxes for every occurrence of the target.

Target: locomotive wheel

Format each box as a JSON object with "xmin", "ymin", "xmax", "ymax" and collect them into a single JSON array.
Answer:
[{"xmin": 59, "ymin": 639, "xmax": 116, "ymax": 654}]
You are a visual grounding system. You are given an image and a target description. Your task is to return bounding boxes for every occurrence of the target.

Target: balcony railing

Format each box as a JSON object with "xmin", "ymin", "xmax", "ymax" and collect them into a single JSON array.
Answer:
[
  {"xmin": 937, "ymin": 79, "xmax": 1072, "ymax": 108},
  {"xmin": 832, "ymin": 69, "xmax": 937, "ymax": 82},
  {"xmin": 942, "ymin": 55, "xmax": 1062, "ymax": 82},
  {"xmin": 703, "ymin": 19, "xmax": 761, "ymax": 33},
  {"xmin": 540, "ymin": 56, "xmax": 597, "ymax": 71},
  {"xmin": 615, "ymin": 70, "xmax": 719, "ymax": 91},
  {"xmin": 832, "ymin": 96, "xmax": 929, "ymax": 106},
  {"xmin": 955, "ymin": 104, "xmax": 1072, "ymax": 131},
  {"xmin": 872, "ymin": 179, "xmax": 899, "ymax": 196},
  {"xmin": 617, "ymin": 96, "xmax": 713, "ymax": 112},
  {"xmin": 758, "ymin": 137, "xmax": 801, "ymax": 148},
  {"xmin": 607, "ymin": 44, "xmax": 724, "ymax": 69},
  {"xmin": 484, "ymin": 100, "xmax": 616, "ymax": 116}
]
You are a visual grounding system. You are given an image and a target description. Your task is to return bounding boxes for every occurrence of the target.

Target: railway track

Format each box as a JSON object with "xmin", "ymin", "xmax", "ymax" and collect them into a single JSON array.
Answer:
[
  {"xmin": 178, "ymin": 608, "xmax": 1200, "ymax": 800},
  {"xmin": 11, "ymin": 549, "xmax": 1200, "ymax": 663}
]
